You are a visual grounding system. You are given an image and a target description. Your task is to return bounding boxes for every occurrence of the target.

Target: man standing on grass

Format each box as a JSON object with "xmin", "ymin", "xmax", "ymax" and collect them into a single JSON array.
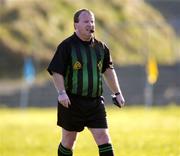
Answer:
[{"xmin": 47, "ymin": 8, "xmax": 125, "ymax": 156}]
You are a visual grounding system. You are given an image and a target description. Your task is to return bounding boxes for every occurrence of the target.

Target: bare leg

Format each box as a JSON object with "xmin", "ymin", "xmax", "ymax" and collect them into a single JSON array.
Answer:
[
  {"xmin": 89, "ymin": 128, "xmax": 114, "ymax": 156},
  {"xmin": 58, "ymin": 128, "xmax": 78, "ymax": 156},
  {"xmin": 89, "ymin": 128, "xmax": 111, "ymax": 145},
  {"xmin": 61, "ymin": 128, "xmax": 78, "ymax": 149}
]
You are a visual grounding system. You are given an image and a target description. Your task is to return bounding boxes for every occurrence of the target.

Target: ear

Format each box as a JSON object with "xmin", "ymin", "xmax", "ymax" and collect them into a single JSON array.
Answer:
[{"xmin": 74, "ymin": 23, "xmax": 77, "ymax": 30}]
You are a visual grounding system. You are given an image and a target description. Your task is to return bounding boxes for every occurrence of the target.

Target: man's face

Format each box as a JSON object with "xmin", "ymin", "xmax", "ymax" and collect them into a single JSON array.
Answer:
[{"xmin": 74, "ymin": 11, "xmax": 95, "ymax": 41}]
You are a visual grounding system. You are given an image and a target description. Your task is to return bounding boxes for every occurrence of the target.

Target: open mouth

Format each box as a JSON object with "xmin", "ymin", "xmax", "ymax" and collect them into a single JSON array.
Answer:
[
  {"xmin": 90, "ymin": 29, "xmax": 94, "ymax": 33},
  {"xmin": 86, "ymin": 28, "xmax": 94, "ymax": 33}
]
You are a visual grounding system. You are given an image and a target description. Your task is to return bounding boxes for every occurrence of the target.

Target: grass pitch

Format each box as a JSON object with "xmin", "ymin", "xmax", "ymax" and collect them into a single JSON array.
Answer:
[{"xmin": 0, "ymin": 105, "xmax": 179, "ymax": 156}]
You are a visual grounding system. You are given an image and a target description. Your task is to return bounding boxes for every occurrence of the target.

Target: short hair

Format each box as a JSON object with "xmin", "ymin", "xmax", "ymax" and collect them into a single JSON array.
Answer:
[{"xmin": 74, "ymin": 9, "xmax": 93, "ymax": 23}]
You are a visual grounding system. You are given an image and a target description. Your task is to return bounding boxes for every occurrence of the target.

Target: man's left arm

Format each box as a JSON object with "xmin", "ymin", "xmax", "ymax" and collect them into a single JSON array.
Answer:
[{"xmin": 103, "ymin": 68, "xmax": 125, "ymax": 107}]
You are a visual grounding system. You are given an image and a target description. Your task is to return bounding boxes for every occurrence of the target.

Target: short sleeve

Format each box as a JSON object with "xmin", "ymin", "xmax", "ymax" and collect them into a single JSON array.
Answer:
[
  {"xmin": 47, "ymin": 41, "xmax": 70, "ymax": 76},
  {"xmin": 102, "ymin": 44, "xmax": 114, "ymax": 73}
]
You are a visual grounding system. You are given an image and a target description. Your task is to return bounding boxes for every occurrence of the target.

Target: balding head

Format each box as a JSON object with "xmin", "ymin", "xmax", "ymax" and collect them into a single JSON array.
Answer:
[{"xmin": 74, "ymin": 9, "xmax": 94, "ymax": 23}]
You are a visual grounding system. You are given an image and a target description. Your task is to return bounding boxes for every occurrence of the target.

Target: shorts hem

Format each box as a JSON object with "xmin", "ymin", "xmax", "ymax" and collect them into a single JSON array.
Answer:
[{"xmin": 57, "ymin": 123, "xmax": 84, "ymax": 132}]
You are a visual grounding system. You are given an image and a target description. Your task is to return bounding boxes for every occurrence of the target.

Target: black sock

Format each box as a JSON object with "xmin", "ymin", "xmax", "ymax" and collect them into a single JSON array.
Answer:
[
  {"xmin": 98, "ymin": 143, "xmax": 114, "ymax": 156},
  {"xmin": 58, "ymin": 143, "xmax": 72, "ymax": 156}
]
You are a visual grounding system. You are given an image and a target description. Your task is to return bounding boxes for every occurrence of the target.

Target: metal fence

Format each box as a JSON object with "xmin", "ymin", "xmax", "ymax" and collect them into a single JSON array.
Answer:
[{"xmin": 0, "ymin": 1, "xmax": 180, "ymax": 107}]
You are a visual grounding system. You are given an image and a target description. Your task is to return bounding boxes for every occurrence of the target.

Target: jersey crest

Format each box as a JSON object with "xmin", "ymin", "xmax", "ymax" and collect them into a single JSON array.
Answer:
[{"xmin": 73, "ymin": 61, "xmax": 82, "ymax": 70}]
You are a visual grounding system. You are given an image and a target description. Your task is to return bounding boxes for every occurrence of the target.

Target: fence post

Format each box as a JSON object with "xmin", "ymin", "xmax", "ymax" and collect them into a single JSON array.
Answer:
[{"xmin": 20, "ymin": 57, "xmax": 35, "ymax": 108}]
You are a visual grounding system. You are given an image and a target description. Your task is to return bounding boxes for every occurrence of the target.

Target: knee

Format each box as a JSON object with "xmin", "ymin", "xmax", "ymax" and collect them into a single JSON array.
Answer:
[
  {"xmin": 95, "ymin": 131, "xmax": 111, "ymax": 145},
  {"xmin": 61, "ymin": 134, "xmax": 77, "ymax": 149}
]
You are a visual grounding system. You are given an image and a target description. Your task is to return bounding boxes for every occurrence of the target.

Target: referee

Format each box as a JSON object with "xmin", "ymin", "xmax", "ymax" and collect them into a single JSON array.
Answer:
[{"xmin": 47, "ymin": 8, "xmax": 125, "ymax": 156}]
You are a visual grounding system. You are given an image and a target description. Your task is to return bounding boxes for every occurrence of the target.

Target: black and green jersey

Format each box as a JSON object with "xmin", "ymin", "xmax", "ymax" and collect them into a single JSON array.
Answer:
[{"xmin": 47, "ymin": 33, "xmax": 113, "ymax": 97}]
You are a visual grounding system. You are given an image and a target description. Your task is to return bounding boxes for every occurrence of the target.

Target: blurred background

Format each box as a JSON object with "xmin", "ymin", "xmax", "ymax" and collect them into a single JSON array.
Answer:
[{"xmin": 0, "ymin": 0, "xmax": 180, "ymax": 107}]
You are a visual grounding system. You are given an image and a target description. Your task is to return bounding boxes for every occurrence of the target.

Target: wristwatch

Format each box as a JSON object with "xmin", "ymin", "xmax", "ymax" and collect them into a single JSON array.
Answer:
[
  {"xmin": 115, "ymin": 92, "xmax": 120, "ymax": 96},
  {"xmin": 58, "ymin": 90, "xmax": 66, "ymax": 95}
]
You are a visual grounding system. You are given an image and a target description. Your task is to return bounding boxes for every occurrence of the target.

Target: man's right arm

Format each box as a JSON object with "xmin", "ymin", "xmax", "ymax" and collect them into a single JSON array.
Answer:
[
  {"xmin": 52, "ymin": 72, "xmax": 66, "ymax": 93},
  {"xmin": 52, "ymin": 72, "xmax": 71, "ymax": 108}
]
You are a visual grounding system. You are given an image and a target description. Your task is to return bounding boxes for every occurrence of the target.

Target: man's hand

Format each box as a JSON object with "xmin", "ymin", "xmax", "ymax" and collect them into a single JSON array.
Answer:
[
  {"xmin": 112, "ymin": 93, "xmax": 125, "ymax": 108},
  {"xmin": 116, "ymin": 93, "xmax": 125, "ymax": 107},
  {"xmin": 58, "ymin": 92, "xmax": 71, "ymax": 108}
]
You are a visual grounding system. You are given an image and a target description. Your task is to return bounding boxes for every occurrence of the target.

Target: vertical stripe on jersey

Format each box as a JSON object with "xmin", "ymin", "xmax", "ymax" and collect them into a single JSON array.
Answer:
[
  {"xmin": 75, "ymin": 44, "xmax": 83, "ymax": 95},
  {"xmin": 85, "ymin": 46, "xmax": 93, "ymax": 97},
  {"xmin": 80, "ymin": 44, "xmax": 88, "ymax": 96},
  {"xmin": 90, "ymin": 47, "xmax": 98, "ymax": 97},
  {"xmin": 65, "ymin": 65, "xmax": 70, "ymax": 89},
  {"xmin": 98, "ymin": 45, "xmax": 105, "ymax": 96},
  {"xmin": 67, "ymin": 58, "xmax": 73, "ymax": 92},
  {"xmin": 71, "ymin": 46, "xmax": 78, "ymax": 94},
  {"xmin": 98, "ymin": 73, "xmax": 102, "ymax": 96}
]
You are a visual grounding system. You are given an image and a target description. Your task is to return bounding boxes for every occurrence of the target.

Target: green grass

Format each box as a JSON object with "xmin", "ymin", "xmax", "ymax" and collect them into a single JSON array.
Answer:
[{"xmin": 0, "ymin": 105, "xmax": 179, "ymax": 156}]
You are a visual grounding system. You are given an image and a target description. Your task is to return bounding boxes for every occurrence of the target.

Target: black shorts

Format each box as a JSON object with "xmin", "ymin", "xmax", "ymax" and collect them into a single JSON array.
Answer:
[{"xmin": 57, "ymin": 94, "xmax": 108, "ymax": 132}]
